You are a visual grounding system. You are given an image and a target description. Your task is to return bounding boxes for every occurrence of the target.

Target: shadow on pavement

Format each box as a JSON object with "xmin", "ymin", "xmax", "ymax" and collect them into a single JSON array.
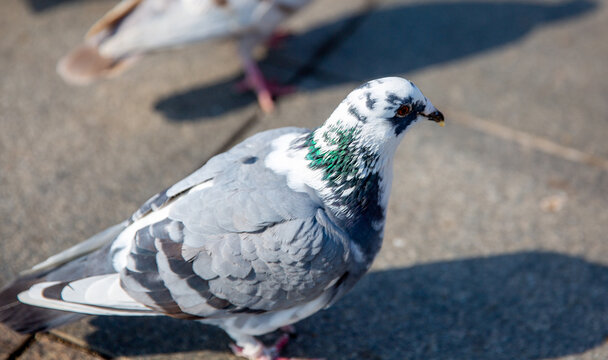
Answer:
[
  {"xmin": 25, "ymin": 0, "xmax": 111, "ymax": 13},
  {"xmin": 84, "ymin": 251, "xmax": 608, "ymax": 359},
  {"xmin": 155, "ymin": 0, "xmax": 595, "ymax": 121},
  {"xmin": 154, "ymin": 77, "xmax": 257, "ymax": 121}
]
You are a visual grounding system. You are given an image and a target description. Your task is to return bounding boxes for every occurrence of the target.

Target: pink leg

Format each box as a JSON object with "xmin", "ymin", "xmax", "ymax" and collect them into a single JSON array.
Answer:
[
  {"xmin": 266, "ymin": 29, "xmax": 293, "ymax": 49},
  {"xmin": 273, "ymin": 333, "xmax": 291, "ymax": 359},
  {"xmin": 241, "ymin": 59, "xmax": 274, "ymax": 113},
  {"xmin": 229, "ymin": 333, "xmax": 323, "ymax": 360},
  {"xmin": 280, "ymin": 325, "xmax": 296, "ymax": 335},
  {"xmin": 236, "ymin": 57, "xmax": 296, "ymax": 113}
]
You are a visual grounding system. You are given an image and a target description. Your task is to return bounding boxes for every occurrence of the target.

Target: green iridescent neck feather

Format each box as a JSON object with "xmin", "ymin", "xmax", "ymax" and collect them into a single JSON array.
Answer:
[
  {"xmin": 303, "ymin": 126, "xmax": 385, "ymax": 253},
  {"xmin": 304, "ymin": 126, "xmax": 378, "ymax": 187}
]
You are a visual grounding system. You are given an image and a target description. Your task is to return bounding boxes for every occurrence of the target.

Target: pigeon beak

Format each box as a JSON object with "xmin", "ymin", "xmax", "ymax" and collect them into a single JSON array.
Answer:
[{"xmin": 423, "ymin": 110, "xmax": 445, "ymax": 127}]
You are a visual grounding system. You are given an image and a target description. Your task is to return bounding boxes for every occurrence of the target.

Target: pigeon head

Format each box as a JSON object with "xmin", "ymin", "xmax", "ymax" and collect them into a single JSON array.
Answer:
[
  {"xmin": 339, "ymin": 76, "xmax": 443, "ymax": 137},
  {"xmin": 298, "ymin": 77, "xmax": 441, "ymax": 225},
  {"xmin": 291, "ymin": 77, "xmax": 444, "ymax": 258},
  {"xmin": 267, "ymin": 77, "xmax": 442, "ymax": 258},
  {"xmin": 309, "ymin": 77, "xmax": 444, "ymax": 177}
]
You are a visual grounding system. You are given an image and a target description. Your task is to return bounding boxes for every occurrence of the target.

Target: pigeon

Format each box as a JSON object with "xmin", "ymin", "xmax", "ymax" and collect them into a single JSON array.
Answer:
[
  {"xmin": 57, "ymin": 0, "xmax": 312, "ymax": 113},
  {"xmin": 0, "ymin": 77, "xmax": 444, "ymax": 360}
]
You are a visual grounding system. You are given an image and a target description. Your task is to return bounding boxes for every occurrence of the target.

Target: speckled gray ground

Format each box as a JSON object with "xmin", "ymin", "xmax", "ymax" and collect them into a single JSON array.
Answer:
[{"xmin": 1, "ymin": 0, "xmax": 607, "ymax": 359}]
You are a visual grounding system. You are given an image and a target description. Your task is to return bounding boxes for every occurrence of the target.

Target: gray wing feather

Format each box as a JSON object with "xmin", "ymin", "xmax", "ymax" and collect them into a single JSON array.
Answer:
[
  {"xmin": 120, "ymin": 127, "xmax": 354, "ymax": 318},
  {"xmin": 168, "ymin": 127, "xmax": 304, "ymax": 197},
  {"xmin": 100, "ymin": 0, "xmax": 260, "ymax": 56},
  {"xmin": 130, "ymin": 127, "xmax": 303, "ymax": 222}
]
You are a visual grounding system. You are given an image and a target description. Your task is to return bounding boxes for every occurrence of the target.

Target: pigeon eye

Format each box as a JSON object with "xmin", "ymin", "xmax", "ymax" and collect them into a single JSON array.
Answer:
[{"xmin": 395, "ymin": 105, "xmax": 411, "ymax": 118}]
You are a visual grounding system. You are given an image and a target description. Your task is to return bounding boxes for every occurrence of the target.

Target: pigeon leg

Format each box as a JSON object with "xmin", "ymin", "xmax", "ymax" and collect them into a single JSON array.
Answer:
[
  {"xmin": 237, "ymin": 56, "xmax": 274, "ymax": 113},
  {"xmin": 226, "ymin": 329, "xmax": 322, "ymax": 360},
  {"xmin": 226, "ymin": 331, "xmax": 268, "ymax": 360},
  {"xmin": 228, "ymin": 335, "xmax": 287, "ymax": 360},
  {"xmin": 236, "ymin": 56, "xmax": 295, "ymax": 113},
  {"xmin": 280, "ymin": 325, "xmax": 296, "ymax": 336},
  {"xmin": 272, "ymin": 329, "xmax": 324, "ymax": 360},
  {"xmin": 228, "ymin": 340, "xmax": 269, "ymax": 360},
  {"xmin": 266, "ymin": 29, "xmax": 292, "ymax": 49}
]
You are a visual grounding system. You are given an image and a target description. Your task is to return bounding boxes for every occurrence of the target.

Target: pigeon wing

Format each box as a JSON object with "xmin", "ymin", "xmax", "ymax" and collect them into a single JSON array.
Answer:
[
  {"xmin": 94, "ymin": 0, "xmax": 273, "ymax": 57},
  {"xmin": 130, "ymin": 127, "xmax": 302, "ymax": 221},
  {"xmin": 121, "ymin": 128, "xmax": 353, "ymax": 318}
]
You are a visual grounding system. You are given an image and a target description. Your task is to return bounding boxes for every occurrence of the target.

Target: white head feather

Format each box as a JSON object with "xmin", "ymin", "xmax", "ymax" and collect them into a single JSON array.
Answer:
[{"xmin": 267, "ymin": 77, "xmax": 443, "ymax": 219}]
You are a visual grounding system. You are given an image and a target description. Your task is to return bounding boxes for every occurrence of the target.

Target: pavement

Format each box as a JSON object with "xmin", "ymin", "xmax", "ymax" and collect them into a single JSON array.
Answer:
[{"xmin": 1, "ymin": 0, "xmax": 607, "ymax": 359}]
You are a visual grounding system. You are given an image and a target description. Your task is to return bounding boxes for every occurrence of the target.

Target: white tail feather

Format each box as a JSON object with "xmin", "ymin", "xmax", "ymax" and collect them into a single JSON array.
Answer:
[
  {"xmin": 18, "ymin": 276, "xmax": 158, "ymax": 316},
  {"xmin": 61, "ymin": 274, "xmax": 152, "ymax": 311}
]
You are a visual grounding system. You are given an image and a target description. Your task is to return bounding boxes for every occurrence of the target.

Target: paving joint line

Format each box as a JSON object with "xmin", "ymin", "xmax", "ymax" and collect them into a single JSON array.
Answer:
[
  {"xmin": 1, "ymin": 115, "xmax": 260, "ymax": 360},
  {"xmin": 285, "ymin": 0, "xmax": 377, "ymax": 86},
  {"xmin": 204, "ymin": 113, "xmax": 260, "ymax": 165},
  {"xmin": 450, "ymin": 110, "xmax": 608, "ymax": 171},
  {"xmin": 2, "ymin": 10, "xmax": 370, "ymax": 354},
  {"xmin": 43, "ymin": 332, "xmax": 113, "ymax": 359},
  {"xmin": 218, "ymin": 1, "xmax": 377, "ymax": 152},
  {"xmin": 5, "ymin": 334, "xmax": 35, "ymax": 360}
]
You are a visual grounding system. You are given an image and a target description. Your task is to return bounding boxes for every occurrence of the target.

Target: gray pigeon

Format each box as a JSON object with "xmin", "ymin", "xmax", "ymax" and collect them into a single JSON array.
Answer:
[
  {"xmin": 57, "ymin": 0, "xmax": 312, "ymax": 113},
  {"xmin": 0, "ymin": 77, "xmax": 444, "ymax": 360}
]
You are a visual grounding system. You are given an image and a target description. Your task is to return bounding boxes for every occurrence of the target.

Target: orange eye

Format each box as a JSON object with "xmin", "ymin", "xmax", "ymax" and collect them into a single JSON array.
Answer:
[{"xmin": 396, "ymin": 105, "xmax": 411, "ymax": 118}]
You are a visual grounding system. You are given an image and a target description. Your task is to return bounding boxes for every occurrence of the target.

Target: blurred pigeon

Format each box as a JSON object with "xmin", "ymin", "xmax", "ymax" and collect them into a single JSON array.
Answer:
[
  {"xmin": 57, "ymin": 0, "xmax": 312, "ymax": 113},
  {"xmin": 0, "ymin": 77, "xmax": 444, "ymax": 360}
]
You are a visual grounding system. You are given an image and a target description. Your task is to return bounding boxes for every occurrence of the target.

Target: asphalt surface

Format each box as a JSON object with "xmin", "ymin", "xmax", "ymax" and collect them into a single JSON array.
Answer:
[{"xmin": 1, "ymin": 0, "xmax": 607, "ymax": 359}]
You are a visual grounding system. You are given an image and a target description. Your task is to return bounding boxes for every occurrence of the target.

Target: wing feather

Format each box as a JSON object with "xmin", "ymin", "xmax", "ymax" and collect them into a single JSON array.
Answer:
[
  {"xmin": 17, "ymin": 276, "xmax": 157, "ymax": 316},
  {"xmin": 115, "ymin": 128, "xmax": 353, "ymax": 319},
  {"xmin": 86, "ymin": 0, "xmax": 144, "ymax": 40},
  {"xmin": 97, "ymin": 0, "xmax": 261, "ymax": 57}
]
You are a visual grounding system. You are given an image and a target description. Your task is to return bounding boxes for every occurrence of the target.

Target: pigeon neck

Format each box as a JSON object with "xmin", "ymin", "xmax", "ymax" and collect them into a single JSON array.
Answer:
[
  {"xmin": 303, "ymin": 124, "xmax": 394, "ymax": 257},
  {"xmin": 305, "ymin": 122, "xmax": 397, "ymax": 192}
]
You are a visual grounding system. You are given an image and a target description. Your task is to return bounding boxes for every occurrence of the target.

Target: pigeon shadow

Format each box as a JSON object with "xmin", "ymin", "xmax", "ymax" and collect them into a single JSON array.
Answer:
[
  {"xmin": 154, "ymin": 0, "xmax": 596, "ymax": 121},
  {"xmin": 25, "ymin": 0, "xmax": 112, "ymax": 13},
  {"xmin": 83, "ymin": 251, "xmax": 608, "ymax": 359},
  {"xmin": 153, "ymin": 77, "xmax": 258, "ymax": 121}
]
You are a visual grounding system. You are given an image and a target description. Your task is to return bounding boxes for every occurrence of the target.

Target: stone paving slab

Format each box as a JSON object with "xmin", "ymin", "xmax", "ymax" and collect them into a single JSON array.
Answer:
[
  {"xmin": 287, "ymin": 0, "xmax": 608, "ymax": 160},
  {"xmin": 0, "ymin": 0, "xmax": 260, "ymax": 356},
  {"xmin": 0, "ymin": 0, "xmax": 258, "ymax": 284},
  {"xmin": 50, "ymin": 315, "xmax": 233, "ymax": 359},
  {"xmin": 254, "ymin": 75, "xmax": 608, "ymax": 263},
  {"xmin": 0, "ymin": 323, "xmax": 29, "ymax": 360},
  {"xmin": 151, "ymin": 0, "xmax": 371, "ymax": 119},
  {"xmin": 0, "ymin": 0, "xmax": 373, "ymax": 358},
  {"xmin": 265, "ymin": 0, "xmax": 371, "ymax": 68},
  {"xmin": 17, "ymin": 334, "xmax": 101, "ymax": 360},
  {"xmin": 245, "ymin": 71, "xmax": 608, "ymax": 359},
  {"xmin": 1, "ymin": 0, "xmax": 608, "ymax": 359}
]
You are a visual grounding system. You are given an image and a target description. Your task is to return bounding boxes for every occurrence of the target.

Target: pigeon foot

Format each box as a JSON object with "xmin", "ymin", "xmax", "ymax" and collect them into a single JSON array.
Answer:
[{"xmin": 229, "ymin": 333, "xmax": 323, "ymax": 360}]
